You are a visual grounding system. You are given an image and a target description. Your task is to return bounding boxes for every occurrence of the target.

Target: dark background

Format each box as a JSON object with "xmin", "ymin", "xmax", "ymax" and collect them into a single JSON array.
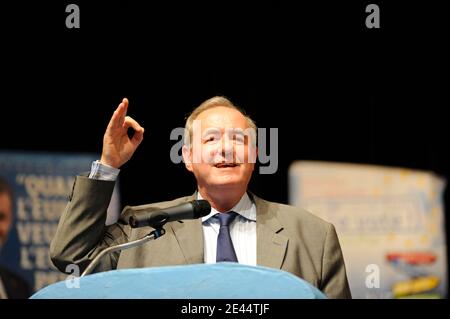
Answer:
[{"xmin": 1, "ymin": 0, "xmax": 449, "ymax": 279}]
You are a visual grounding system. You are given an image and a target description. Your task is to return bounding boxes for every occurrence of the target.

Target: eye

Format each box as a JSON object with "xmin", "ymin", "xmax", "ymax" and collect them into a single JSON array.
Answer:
[
  {"xmin": 233, "ymin": 135, "xmax": 245, "ymax": 144},
  {"xmin": 204, "ymin": 136, "xmax": 216, "ymax": 143}
]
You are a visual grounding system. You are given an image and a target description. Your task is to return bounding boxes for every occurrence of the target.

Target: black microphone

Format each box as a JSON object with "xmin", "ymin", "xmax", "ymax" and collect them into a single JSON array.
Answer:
[
  {"xmin": 82, "ymin": 201, "xmax": 210, "ymax": 276},
  {"xmin": 128, "ymin": 200, "xmax": 211, "ymax": 228}
]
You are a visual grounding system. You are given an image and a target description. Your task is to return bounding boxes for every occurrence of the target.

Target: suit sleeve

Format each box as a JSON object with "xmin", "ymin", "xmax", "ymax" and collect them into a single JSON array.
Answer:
[
  {"xmin": 50, "ymin": 175, "xmax": 128, "ymax": 274},
  {"xmin": 320, "ymin": 223, "xmax": 352, "ymax": 299}
]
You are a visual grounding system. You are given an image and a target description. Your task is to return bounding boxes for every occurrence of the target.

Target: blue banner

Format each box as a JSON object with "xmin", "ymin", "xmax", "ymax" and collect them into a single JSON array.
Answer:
[{"xmin": 0, "ymin": 151, "xmax": 120, "ymax": 296}]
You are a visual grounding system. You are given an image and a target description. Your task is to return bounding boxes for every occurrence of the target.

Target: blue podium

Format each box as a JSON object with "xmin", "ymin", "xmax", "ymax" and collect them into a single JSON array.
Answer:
[{"xmin": 31, "ymin": 263, "xmax": 326, "ymax": 299}]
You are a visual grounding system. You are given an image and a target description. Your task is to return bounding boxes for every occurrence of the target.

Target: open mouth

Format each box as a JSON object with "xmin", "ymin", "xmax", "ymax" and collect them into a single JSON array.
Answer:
[{"xmin": 214, "ymin": 163, "xmax": 240, "ymax": 168}]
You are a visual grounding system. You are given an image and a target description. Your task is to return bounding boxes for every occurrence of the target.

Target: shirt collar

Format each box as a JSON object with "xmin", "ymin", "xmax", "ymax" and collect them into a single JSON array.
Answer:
[{"xmin": 198, "ymin": 191, "xmax": 256, "ymax": 222}]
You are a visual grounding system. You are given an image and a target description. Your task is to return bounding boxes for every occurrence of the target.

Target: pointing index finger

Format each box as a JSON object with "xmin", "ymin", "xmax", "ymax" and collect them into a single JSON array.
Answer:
[{"xmin": 108, "ymin": 98, "xmax": 129, "ymax": 129}]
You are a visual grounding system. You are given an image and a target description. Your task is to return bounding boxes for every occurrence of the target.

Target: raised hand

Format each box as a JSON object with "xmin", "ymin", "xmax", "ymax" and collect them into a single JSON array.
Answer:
[{"xmin": 100, "ymin": 98, "xmax": 145, "ymax": 168}]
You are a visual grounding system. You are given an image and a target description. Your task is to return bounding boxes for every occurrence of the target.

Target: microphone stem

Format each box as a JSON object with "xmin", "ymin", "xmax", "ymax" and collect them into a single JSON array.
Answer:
[{"xmin": 81, "ymin": 228, "xmax": 166, "ymax": 277}]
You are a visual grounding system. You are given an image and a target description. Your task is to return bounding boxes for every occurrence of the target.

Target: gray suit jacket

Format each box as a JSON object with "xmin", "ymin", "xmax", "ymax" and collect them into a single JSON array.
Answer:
[{"xmin": 50, "ymin": 176, "xmax": 352, "ymax": 298}]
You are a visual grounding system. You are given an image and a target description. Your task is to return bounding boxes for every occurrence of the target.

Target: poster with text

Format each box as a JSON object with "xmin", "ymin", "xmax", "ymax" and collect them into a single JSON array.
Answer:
[
  {"xmin": 0, "ymin": 151, "xmax": 120, "ymax": 293},
  {"xmin": 289, "ymin": 161, "xmax": 447, "ymax": 298}
]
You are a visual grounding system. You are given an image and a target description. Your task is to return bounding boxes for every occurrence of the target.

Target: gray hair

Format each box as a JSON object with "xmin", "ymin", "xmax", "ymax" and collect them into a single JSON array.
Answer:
[{"xmin": 184, "ymin": 96, "xmax": 257, "ymax": 147}]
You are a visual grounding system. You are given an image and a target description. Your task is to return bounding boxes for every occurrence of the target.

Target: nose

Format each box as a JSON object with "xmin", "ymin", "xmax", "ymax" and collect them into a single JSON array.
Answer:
[{"xmin": 219, "ymin": 135, "xmax": 234, "ymax": 161}]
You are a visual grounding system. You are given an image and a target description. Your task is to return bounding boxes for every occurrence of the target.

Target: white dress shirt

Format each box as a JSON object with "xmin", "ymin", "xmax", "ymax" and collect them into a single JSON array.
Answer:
[
  {"xmin": 89, "ymin": 160, "xmax": 120, "ymax": 181},
  {"xmin": 89, "ymin": 160, "xmax": 257, "ymax": 265},
  {"xmin": 199, "ymin": 192, "xmax": 257, "ymax": 266}
]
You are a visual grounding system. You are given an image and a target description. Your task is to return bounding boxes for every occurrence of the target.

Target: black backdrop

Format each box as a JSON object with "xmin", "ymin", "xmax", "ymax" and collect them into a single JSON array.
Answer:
[{"xmin": 1, "ymin": 0, "xmax": 449, "ymax": 272}]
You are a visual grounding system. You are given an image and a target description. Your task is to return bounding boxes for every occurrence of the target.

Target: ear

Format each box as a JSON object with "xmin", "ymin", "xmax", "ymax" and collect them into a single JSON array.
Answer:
[{"xmin": 182, "ymin": 144, "xmax": 194, "ymax": 172}]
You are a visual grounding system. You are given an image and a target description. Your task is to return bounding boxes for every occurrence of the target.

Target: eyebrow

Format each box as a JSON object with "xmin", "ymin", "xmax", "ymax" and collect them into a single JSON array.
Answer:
[
  {"xmin": 202, "ymin": 128, "xmax": 221, "ymax": 136},
  {"xmin": 201, "ymin": 127, "xmax": 247, "ymax": 137}
]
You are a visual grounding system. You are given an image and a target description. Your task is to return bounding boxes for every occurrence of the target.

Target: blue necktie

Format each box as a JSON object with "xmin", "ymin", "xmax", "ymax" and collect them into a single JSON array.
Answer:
[{"xmin": 216, "ymin": 212, "xmax": 238, "ymax": 263}]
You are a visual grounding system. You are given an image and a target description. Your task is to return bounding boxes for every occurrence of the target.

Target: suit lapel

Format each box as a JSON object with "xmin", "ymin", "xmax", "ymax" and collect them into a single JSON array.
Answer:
[
  {"xmin": 166, "ymin": 192, "xmax": 289, "ymax": 269},
  {"xmin": 168, "ymin": 194, "xmax": 204, "ymax": 264},
  {"xmin": 253, "ymin": 194, "xmax": 289, "ymax": 269}
]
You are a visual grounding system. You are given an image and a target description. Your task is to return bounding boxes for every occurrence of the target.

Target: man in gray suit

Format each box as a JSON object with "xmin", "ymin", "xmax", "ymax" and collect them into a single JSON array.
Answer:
[{"xmin": 50, "ymin": 96, "xmax": 351, "ymax": 298}]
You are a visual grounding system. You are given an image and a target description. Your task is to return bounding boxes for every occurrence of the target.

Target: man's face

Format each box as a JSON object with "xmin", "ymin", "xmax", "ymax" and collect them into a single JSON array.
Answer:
[
  {"xmin": 183, "ymin": 106, "xmax": 257, "ymax": 193},
  {"xmin": 0, "ymin": 193, "xmax": 12, "ymax": 246}
]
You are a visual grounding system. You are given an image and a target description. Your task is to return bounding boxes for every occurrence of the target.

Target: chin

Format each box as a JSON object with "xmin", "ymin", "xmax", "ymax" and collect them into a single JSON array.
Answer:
[{"xmin": 210, "ymin": 177, "xmax": 245, "ymax": 189}]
